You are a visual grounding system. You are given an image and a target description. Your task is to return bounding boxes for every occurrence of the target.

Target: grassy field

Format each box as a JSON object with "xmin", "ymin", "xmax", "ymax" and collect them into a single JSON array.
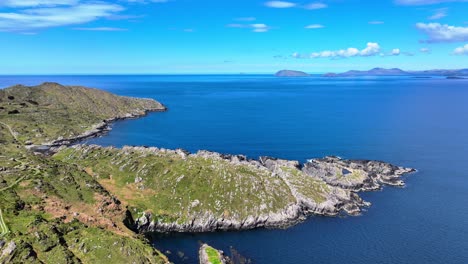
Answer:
[{"xmin": 0, "ymin": 83, "xmax": 169, "ymax": 263}]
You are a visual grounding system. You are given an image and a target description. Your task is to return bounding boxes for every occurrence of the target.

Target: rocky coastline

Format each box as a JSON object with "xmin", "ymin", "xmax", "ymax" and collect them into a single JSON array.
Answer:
[
  {"xmin": 59, "ymin": 146, "xmax": 416, "ymax": 234},
  {"xmin": 28, "ymin": 104, "xmax": 167, "ymax": 154}
]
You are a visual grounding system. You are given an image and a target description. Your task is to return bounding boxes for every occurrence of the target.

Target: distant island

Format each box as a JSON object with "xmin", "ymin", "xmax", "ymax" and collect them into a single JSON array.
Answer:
[
  {"xmin": 275, "ymin": 70, "xmax": 310, "ymax": 77},
  {"xmin": 275, "ymin": 68, "xmax": 468, "ymax": 78}
]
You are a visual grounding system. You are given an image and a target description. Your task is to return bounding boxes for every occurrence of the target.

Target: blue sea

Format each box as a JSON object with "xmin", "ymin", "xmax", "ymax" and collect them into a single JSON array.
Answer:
[{"xmin": 1, "ymin": 75, "xmax": 468, "ymax": 264}]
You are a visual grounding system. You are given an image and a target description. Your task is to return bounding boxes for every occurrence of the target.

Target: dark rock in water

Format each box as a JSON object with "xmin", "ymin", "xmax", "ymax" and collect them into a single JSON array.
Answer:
[
  {"xmin": 199, "ymin": 244, "xmax": 230, "ymax": 264},
  {"xmin": 275, "ymin": 70, "xmax": 310, "ymax": 77}
]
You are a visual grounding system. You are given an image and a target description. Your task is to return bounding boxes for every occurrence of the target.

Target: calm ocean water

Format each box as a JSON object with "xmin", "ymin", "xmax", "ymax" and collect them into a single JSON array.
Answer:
[{"xmin": 1, "ymin": 75, "xmax": 468, "ymax": 263}]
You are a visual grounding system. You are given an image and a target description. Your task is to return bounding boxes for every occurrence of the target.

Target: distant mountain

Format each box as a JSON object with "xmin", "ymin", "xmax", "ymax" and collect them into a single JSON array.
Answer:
[
  {"xmin": 325, "ymin": 68, "xmax": 410, "ymax": 77},
  {"xmin": 275, "ymin": 70, "xmax": 310, "ymax": 77},
  {"xmin": 409, "ymin": 69, "xmax": 468, "ymax": 77},
  {"xmin": 322, "ymin": 68, "xmax": 468, "ymax": 77}
]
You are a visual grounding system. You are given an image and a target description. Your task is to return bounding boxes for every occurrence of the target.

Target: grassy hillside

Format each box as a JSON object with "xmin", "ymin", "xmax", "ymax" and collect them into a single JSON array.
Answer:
[
  {"xmin": 0, "ymin": 84, "xmax": 169, "ymax": 263},
  {"xmin": 0, "ymin": 82, "xmax": 165, "ymax": 145}
]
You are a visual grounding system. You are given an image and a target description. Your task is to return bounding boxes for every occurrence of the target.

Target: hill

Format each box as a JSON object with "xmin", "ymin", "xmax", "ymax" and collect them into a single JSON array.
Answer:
[{"xmin": 275, "ymin": 70, "xmax": 310, "ymax": 77}]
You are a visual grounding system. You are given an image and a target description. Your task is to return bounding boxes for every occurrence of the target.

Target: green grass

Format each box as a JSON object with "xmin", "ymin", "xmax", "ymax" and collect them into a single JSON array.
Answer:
[
  {"xmin": 0, "ymin": 82, "xmax": 165, "ymax": 145},
  {"xmin": 205, "ymin": 246, "xmax": 222, "ymax": 264},
  {"xmin": 280, "ymin": 166, "xmax": 331, "ymax": 204},
  {"xmin": 55, "ymin": 146, "xmax": 298, "ymax": 224},
  {"xmin": 0, "ymin": 209, "xmax": 9, "ymax": 237}
]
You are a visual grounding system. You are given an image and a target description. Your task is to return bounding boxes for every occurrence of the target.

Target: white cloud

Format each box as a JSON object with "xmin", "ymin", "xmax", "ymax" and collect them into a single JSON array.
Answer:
[
  {"xmin": 0, "ymin": 3, "xmax": 124, "ymax": 32},
  {"xmin": 251, "ymin": 23, "xmax": 270, "ymax": 32},
  {"xmin": 296, "ymin": 42, "xmax": 384, "ymax": 59},
  {"xmin": 395, "ymin": 0, "xmax": 468, "ymax": 5},
  {"xmin": 453, "ymin": 44, "xmax": 468, "ymax": 55},
  {"xmin": 428, "ymin": 9, "xmax": 447, "ymax": 20},
  {"xmin": 304, "ymin": 2, "xmax": 327, "ymax": 9},
  {"xmin": 264, "ymin": 1, "xmax": 296, "ymax": 8},
  {"xmin": 392, "ymin": 48, "xmax": 401, "ymax": 55},
  {"xmin": 305, "ymin": 24, "xmax": 324, "ymax": 29},
  {"xmin": 369, "ymin": 21, "xmax": 384, "ymax": 25},
  {"xmin": 416, "ymin": 22, "xmax": 468, "ymax": 43},
  {"xmin": 420, "ymin": 47, "xmax": 431, "ymax": 53},
  {"xmin": 0, "ymin": 0, "xmax": 78, "ymax": 7},
  {"xmin": 360, "ymin": 42, "xmax": 381, "ymax": 56},
  {"xmin": 227, "ymin": 23, "xmax": 271, "ymax": 32}
]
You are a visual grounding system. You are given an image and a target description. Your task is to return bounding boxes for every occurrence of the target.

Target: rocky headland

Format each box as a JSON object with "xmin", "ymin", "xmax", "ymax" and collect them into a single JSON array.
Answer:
[
  {"xmin": 54, "ymin": 145, "xmax": 415, "ymax": 233},
  {"xmin": 1, "ymin": 82, "xmax": 415, "ymax": 263}
]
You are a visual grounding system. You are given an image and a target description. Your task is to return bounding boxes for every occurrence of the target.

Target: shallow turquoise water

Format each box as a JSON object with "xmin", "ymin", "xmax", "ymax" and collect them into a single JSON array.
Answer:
[{"xmin": 1, "ymin": 75, "xmax": 468, "ymax": 263}]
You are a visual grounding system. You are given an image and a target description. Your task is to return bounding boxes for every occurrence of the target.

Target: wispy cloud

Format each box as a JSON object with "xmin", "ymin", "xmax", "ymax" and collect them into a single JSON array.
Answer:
[
  {"xmin": 265, "ymin": 1, "xmax": 328, "ymax": 9},
  {"xmin": 293, "ymin": 43, "xmax": 388, "ymax": 59},
  {"xmin": 369, "ymin": 21, "xmax": 385, "ymax": 25},
  {"xmin": 420, "ymin": 47, "xmax": 431, "ymax": 53},
  {"xmin": 304, "ymin": 2, "xmax": 327, "ymax": 9},
  {"xmin": 227, "ymin": 22, "xmax": 272, "ymax": 32},
  {"xmin": 428, "ymin": 8, "xmax": 447, "ymax": 20},
  {"xmin": 416, "ymin": 22, "xmax": 468, "ymax": 43},
  {"xmin": 305, "ymin": 24, "xmax": 324, "ymax": 29},
  {"xmin": 264, "ymin": 1, "xmax": 296, "ymax": 8},
  {"xmin": 395, "ymin": 0, "xmax": 468, "ymax": 5},
  {"xmin": 453, "ymin": 44, "xmax": 468, "ymax": 55},
  {"xmin": 0, "ymin": 0, "xmax": 79, "ymax": 7},
  {"xmin": 0, "ymin": 2, "xmax": 124, "ymax": 32}
]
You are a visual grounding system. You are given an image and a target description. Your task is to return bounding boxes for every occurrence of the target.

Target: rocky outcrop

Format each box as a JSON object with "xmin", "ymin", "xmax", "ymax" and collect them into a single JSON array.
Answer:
[
  {"xmin": 303, "ymin": 156, "xmax": 416, "ymax": 192},
  {"xmin": 275, "ymin": 70, "xmax": 310, "ymax": 77},
  {"xmin": 58, "ymin": 146, "xmax": 415, "ymax": 233},
  {"xmin": 199, "ymin": 244, "xmax": 230, "ymax": 264}
]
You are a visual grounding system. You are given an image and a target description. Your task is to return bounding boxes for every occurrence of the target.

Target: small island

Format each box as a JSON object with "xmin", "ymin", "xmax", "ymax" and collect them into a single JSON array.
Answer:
[
  {"xmin": 275, "ymin": 68, "xmax": 468, "ymax": 78},
  {"xmin": 275, "ymin": 70, "xmax": 310, "ymax": 77},
  {"xmin": 0, "ymin": 83, "xmax": 415, "ymax": 263}
]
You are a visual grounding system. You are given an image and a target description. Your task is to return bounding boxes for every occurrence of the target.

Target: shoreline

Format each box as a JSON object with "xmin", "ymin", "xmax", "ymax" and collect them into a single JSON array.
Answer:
[
  {"xmin": 27, "ymin": 107, "xmax": 167, "ymax": 154},
  {"xmin": 59, "ymin": 145, "xmax": 416, "ymax": 234}
]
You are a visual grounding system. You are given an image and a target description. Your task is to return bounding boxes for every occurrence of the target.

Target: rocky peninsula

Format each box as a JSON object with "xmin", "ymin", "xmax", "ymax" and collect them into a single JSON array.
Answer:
[{"xmin": 1, "ymin": 82, "xmax": 415, "ymax": 263}]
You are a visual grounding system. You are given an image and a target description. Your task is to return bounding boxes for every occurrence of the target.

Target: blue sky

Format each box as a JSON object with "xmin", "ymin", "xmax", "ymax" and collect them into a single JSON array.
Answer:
[{"xmin": 0, "ymin": 0, "xmax": 467, "ymax": 74}]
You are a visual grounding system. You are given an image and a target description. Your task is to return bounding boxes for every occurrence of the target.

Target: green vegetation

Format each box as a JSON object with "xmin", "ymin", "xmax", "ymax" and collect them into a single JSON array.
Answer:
[
  {"xmin": 205, "ymin": 246, "xmax": 223, "ymax": 264},
  {"xmin": 54, "ymin": 146, "xmax": 297, "ymax": 224},
  {"xmin": 0, "ymin": 83, "xmax": 169, "ymax": 263},
  {"xmin": 0, "ymin": 209, "xmax": 9, "ymax": 237},
  {"xmin": 0, "ymin": 82, "xmax": 165, "ymax": 145},
  {"xmin": 280, "ymin": 166, "xmax": 331, "ymax": 204}
]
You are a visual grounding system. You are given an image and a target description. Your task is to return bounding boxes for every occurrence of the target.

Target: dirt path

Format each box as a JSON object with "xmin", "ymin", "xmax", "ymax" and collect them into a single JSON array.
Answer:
[
  {"xmin": 0, "ymin": 121, "xmax": 19, "ymax": 143},
  {"xmin": 0, "ymin": 209, "xmax": 9, "ymax": 237}
]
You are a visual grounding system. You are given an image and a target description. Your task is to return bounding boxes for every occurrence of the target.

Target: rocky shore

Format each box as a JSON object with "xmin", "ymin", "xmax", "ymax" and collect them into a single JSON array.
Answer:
[
  {"xmin": 55, "ymin": 145, "xmax": 415, "ymax": 234},
  {"xmin": 27, "ymin": 100, "xmax": 167, "ymax": 154}
]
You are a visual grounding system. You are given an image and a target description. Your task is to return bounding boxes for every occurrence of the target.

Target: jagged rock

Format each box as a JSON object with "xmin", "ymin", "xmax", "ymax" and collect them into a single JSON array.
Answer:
[
  {"xmin": 0, "ymin": 241, "xmax": 16, "ymax": 259},
  {"xmin": 61, "ymin": 145, "xmax": 415, "ymax": 234},
  {"xmin": 199, "ymin": 244, "xmax": 229, "ymax": 264}
]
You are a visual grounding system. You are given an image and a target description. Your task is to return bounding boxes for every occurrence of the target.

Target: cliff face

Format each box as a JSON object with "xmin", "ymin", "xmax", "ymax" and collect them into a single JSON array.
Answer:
[{"xmin": 54, "ymin": 145, "xmax": 415, "ymax": 233}]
